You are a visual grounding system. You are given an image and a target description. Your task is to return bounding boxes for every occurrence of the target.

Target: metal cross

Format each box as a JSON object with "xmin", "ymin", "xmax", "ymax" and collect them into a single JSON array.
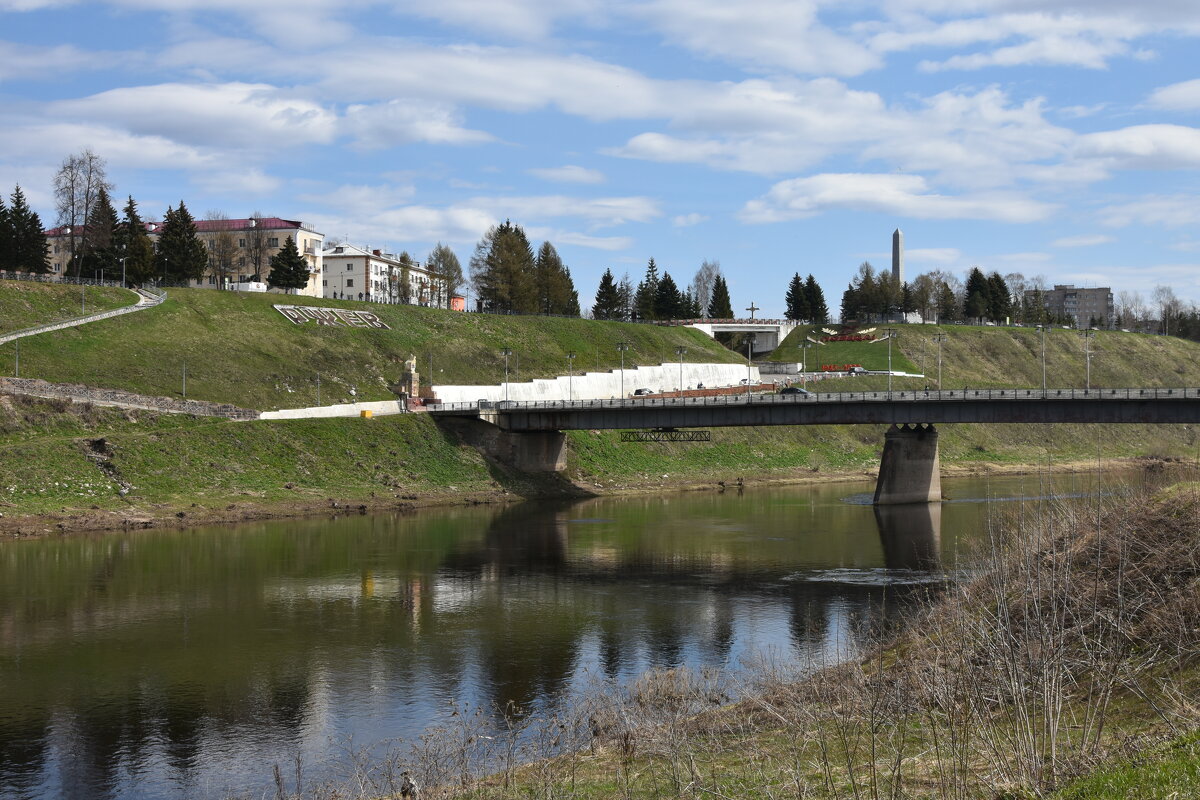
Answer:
[{"xmin": 745, "ymin": 302, "xmax": 759, "ymax": 319}]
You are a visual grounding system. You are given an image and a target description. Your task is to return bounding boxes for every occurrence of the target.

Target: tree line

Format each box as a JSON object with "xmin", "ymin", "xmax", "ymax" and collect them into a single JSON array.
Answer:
[{"xmin": 469, "ymin": 220, "xmax": 580, "ymax": 315}]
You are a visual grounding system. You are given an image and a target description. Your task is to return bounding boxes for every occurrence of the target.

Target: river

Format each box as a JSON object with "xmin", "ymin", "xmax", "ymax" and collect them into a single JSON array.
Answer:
[{"xmin": 0, "ymin": 471, "xmax": 1116, "ymax": 799}]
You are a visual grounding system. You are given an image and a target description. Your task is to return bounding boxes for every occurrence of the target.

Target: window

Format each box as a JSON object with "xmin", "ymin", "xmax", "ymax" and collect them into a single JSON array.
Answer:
[
  {"xmin": 347, "ymin": 264, "xmax": 353, "ymax": 271},
  {"xmin": 238, "ymin": 239, "xmax": 246, "ymax": 248},
  {"xmin": 267, "ymin": 237, "xmax": 279, "ymax": 248},
  {"xmin": 322, "ymin": 279, "xmax": 327, "ymax": 286},
  {"xmin": 208, "ymin": 276, "xmax": 216, "ymax": 285},
  {"xmin": 238, "ymin": 257, "xmax": 246, "ymax": 267},
  {"xmin": 346, "ymin": 278, "xmax": 354, "ymax": 287}
]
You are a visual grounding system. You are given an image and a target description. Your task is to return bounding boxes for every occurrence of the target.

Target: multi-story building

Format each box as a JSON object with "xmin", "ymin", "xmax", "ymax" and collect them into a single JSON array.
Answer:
[
  {"xmin": 321, "ymin": 243, "xmax": 448, "ymax": 306},
  {"xmin": 1025, "ymin": 284, "xmax": 1114, "ymax": 328},
  {"xmin": 44, "ymin": 216, "xmax": 325, "ymax": 297}
]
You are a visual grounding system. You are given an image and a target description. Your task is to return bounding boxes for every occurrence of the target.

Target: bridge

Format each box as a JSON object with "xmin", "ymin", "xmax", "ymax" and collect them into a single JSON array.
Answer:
[
  {"xmin": 430, "ymin": 387, "xmax": 1200, "ymax": 505},
  {"xmin": 662, "ymin": 318, "xmax": 799, "ymax": 351}
]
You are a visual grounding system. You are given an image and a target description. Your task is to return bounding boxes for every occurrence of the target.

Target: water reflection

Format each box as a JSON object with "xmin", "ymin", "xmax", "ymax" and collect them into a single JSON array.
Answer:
[{"xmin": 0, "ymin": 474, "xmax": 1066, "ymax": 800}]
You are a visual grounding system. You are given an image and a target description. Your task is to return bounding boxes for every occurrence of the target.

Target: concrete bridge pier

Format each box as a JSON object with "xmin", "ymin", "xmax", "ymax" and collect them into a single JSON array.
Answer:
[
  {"xmin": 874, "ymin": 423, "xmax": 941, "ymax": 505},
  {"xmin": 437, "ymin": 417, "xmax": 567, "ymax": 472}
]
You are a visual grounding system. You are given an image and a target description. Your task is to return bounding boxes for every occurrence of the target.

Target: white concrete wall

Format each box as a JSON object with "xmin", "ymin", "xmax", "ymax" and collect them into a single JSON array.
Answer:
[
  {"xmin": 260, "ymin": 399, "xmax": 407, "ymax": 420},
  {"xmin": 433, "ymin": 362, "xmax": 761, "ymax": 404}
]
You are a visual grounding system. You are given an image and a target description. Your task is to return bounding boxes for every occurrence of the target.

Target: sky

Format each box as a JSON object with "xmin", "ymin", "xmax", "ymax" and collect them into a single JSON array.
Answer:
[{"xmin": 2, "ymin": 0, "xmax": 1199, "ymax": 317}]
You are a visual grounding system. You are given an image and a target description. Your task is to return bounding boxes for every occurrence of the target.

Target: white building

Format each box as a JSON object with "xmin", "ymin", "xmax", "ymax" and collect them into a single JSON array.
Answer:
[{"xmin": 321, "ymin": 244, "xmax": 448, "ymax": 306}]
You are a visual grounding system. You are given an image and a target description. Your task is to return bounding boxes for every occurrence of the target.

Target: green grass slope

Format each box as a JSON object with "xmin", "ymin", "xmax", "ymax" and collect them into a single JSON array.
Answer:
[
  {"xmin": 769, "ymin": 324, "xmax": 920, "ymax": 373},
  {"xmin": 0, "ymin": 279, "xmax": 136, "ymax": 335},
  {"xmin": 0, "ymin": 287, "xmax": 739, "ymax": 409},
  {"xmin": 772, "ymin": 322, "xmax": 1200, "ymax": 390}
]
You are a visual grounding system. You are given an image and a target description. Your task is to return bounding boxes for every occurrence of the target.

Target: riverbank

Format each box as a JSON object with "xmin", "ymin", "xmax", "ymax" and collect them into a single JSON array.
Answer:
[{"xmin": 2, "ymin": 385, "xmax": 1193, "ymax": 536}]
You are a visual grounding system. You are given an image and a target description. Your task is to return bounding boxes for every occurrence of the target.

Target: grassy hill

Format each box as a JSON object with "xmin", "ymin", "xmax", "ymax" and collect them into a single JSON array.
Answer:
[
  {"xmin": 0, "ymin": 279, "xmax": 136, "ymax": 335},
  {"xmin": 0, "ymin": 286, "xmax": 739, "ymax": 409},
  {"xmin": 772, "ymin": 322, "xmax": 1200, "ymax": 390}
]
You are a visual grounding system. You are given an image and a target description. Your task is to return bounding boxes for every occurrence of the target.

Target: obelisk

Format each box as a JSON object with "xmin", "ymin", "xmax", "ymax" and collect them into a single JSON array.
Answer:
[{"xmin": 892, "ymin": 228, "xmax": 904, "ymax": 285}]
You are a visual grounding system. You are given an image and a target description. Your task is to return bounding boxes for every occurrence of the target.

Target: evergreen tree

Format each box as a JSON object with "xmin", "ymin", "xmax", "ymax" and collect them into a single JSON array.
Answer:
[
  {"xmin": 986, "ymin": 272, "xmax": 1011, "ymax": 322},
  {"xmin": 469, "ymin": 220, "xmax": 537, "ymax": 312},
  {"xmin": 682, "ymin": 289, "xmax": 702, "ymax": 318},
  {"xmin": 707, "ymin": 274, "xmax": 733, "ymax": 318},
  {"xmin": 6, "ymin": 186, "xmax": 50, "ymax": 274},
  {"xmin": 805, "ymin": 274, "xmax": 829, "ymax": 323},
  {"xmin": 633, "ymin": 258, "xmax": 660, "ymax": 320},
  {"xmin": 654, "ymin": 272, "xmax": 684, "ymax": 319},
  {"xmin": 154, "ymin": 202, "xmax": 207, "ymax": 283},
  {"xmin": 114, "ymin": 196, "xmax": 155, "ymax": 285},
  {"xmin": 784, "ymin": 273, "xmax": 808, "ymax": 321},
  {"xmin": 266, "ymin": 236, "xmax": 310, "ymax": 293},
  {"xmin": 616, "ymin": 272, "xmax": 634, "ymax": 321},
  {"xmin": 534, "ymin": 241, "xmax": 577, "ymax": 315},
  {"xmin": 936, "ymin": 281, "xmax": 961, "ymax": 322},
  {"xmin": 77, "ymin": 186, "xmax": 119, "ymax": 279},
  {"xmin": 592, "ymin": 268, "xmax": 623, "ymax": 319},
  {"xmin": 840, "ymin": 283, "xmax": 857, "ymax": 323},
  {"xmin": 963, "ymin": 267, "xmax": 990, "ymax": 321}
]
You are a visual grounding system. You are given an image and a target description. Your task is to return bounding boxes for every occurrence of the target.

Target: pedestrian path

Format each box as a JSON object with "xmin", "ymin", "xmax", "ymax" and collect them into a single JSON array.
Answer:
[{"xmin": 0, "ymin": 287, "xmax": 165, "ymax": 346}]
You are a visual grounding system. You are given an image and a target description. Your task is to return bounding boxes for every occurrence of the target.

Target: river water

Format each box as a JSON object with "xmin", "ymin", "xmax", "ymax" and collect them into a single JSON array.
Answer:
[{"xmin": 0, "ymin": 471, "xmax": 1115, "ymax": 799}]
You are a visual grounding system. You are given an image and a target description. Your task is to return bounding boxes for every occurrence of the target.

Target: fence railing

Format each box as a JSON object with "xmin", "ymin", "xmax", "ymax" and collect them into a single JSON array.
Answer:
[
  {"xmin": 432, "ymin": 387, "xmax": 1200, "ymax": 413},
  {"xmin": 0, "ymin": 287, "xmax": 165, "ymax": 345}
]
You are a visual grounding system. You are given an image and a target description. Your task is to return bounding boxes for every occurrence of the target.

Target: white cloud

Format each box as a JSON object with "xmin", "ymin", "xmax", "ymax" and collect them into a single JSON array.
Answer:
[
  {"xmin": 191, "ymin": 168, "xmax": 281, "ymax": 196},
  {"xmin": 389, "ymin": 0, "xmax": 600, "ymax": 40},
  {"xmin": 1052, "ymin": 234, "xmax": 1114, "ymax": 247},
  {"xmin": 468, "ymin": 195, "xmax": 661, "ymax": 227},
  {"xmin": 1147, "ymin": 79, "xmax": 1200, "ymax": 111},
  {"xmin": 542, "ymin": 231, "xmax": 633, "ymax": 250},
  {"xmin": 672, "ymin": 213, "xmax": 707, "ymax": 227},
  {"xmin": 299, "ymin": 183, "xmax": 417, "ymax": 216},
  {"xmin": 52, "ymin": 83, "xmax": 337, "ymax": 150},
  {"xmin": 0, "ymin": 120, "xmax": 213, "ymax": 169},
  {"xmin": 528, "ymin": 165, "xmax": 605, "ymax": 184},
  {"xmin": 1099, "ymin": 195, "xmax": 1200, "ymax": 228},
  {"xmin": 1073, "ymin": 124, "xmax": 1200, "ymax": 169},
  {"xmin": 740, "ymin": 173, "xmax": 1055, "ymax": 223},
  {"xmin": 906, "ymin": 247, "xmax": 961, "ymax": 263},
  {"xmin": 342, "ymin": 101, "xmax": 492, "ymax": 148},
  {"xmin": 0, "ymin": 40, "xmax": 108, "ymax": 82}
]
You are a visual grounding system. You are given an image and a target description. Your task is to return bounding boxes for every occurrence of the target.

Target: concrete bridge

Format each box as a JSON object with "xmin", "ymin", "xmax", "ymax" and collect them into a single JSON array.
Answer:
[
  {"xmin": 431, "ymin": 387, "xmax": 1200, "ymax": 505},
  {"xmin": 668, "ymin": 318, "xmax": 799, "ymax": 351}
]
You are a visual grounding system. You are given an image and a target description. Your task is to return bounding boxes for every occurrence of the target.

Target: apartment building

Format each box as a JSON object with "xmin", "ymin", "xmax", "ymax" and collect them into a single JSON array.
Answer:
[
  {"xmin": 1025, "ymin": 284, "xmax": 1114, "ymax": 328},
  {"xmin": 321, "ymin": 244, "xmax": 448, "ymax": 307},
  {"xmin": 44, "ymin": 216, "xmax": 325, "ymax": 297}
]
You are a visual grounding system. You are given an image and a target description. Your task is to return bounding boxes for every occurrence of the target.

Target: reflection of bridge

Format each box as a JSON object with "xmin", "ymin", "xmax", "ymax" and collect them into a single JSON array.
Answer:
[{"xmin": 432, "ymin": 387, "xmax": 1200, "ymax": 504}]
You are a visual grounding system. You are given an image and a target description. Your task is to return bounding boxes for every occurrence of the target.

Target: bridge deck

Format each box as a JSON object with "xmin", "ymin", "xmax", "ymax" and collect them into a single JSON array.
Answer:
[{"xmin": 429, "ymin": 387, "xmax": 1200, "ymax": 432}]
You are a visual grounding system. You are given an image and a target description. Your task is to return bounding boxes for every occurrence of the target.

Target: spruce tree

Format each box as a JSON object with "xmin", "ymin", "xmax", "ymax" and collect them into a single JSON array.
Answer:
[
  {"xmin": 654, "ymin": 272, "xmax": 683, "ymax": 320},
  {"xmin": 469, "ymin": 220, "xmax": 537, "ymax": 312},
  {"xmin": 936, "ymin": 281, "xmax": 961, "ymax": 322},
  {"xmin": 633, "ymin": 258, "xmax": 660, "ymax": 320},
  {"xmin": 154, "ymin": 202, "xmax": 207, "ymax": 283},
  {"xmin": 267, "ymin": 236, "xmax": 310, "ymax": 293},
  {"xmin": 840, "ymin": 283, "xmax": 858, "ymax": 323},
  {"xmin": 592, "ymin": 268, "xmax": 622, "ymax": 319},
  {"xmin": 784, "ymin": 273, "xmax": 807, "ymax": 321},
  {"xmin": 707, "ymin": 274, "xmax": 733, "ymax": 318},
  {"xmin": 115, "ymin": 196, "xmax": 155, "ymax": 285},
  {"xmin": 964, "ymin": 267, "xmax": 989, "ymax": 321},
  {"xmin": 7, "ymin": 186, "xmax": 50, "ymax": 274},
  {"xmin": 987, "ymin": 272, "xmax": 1011, "ymax": 322},
  {"xmin": 805, "ymin": 274, "xmax": 829, "ymax": 323},
  {"xmin": 534, "ymin": 241, "xmax": 577, "ymax": 315},
  {"xmin": 79, "ymin": 186, "xmax": 119, "ymax": 279}
]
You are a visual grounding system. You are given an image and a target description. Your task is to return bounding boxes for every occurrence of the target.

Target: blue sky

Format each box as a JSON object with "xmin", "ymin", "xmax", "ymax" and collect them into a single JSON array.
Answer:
[{"xmin": 2, "ymin": 0, "xmax": 1199, "ymax": 317}]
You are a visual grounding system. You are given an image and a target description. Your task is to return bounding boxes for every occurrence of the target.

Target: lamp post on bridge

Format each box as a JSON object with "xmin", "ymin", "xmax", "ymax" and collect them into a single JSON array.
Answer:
[
  {"xmin": 1079, "ymin": 329, "xmax": 1096, "ymax": 391},
  {"xmin": 933, "ymin": 333, "xmax": 947, "ymax": 390},
  {"xmin": 617, "ymin": 342, "xmax": 629, "ymax": 399},
  {"xmin": 567, "ymin": 351, "xmax": 576, "ymax": 402},
  {"xmin": 501, "ymin": 347, "xmax": 513, "ymax": 403},
  {"xmin": 799, "ymin": 340, "xmax": 813, "ymax": 387},
  {"xmin": 745, "ymin": 333, "xmax": 756, "ymax": 399},
  {"xmin": 675, "ymin": 346, "xmax": 687, "ymax": 397}
]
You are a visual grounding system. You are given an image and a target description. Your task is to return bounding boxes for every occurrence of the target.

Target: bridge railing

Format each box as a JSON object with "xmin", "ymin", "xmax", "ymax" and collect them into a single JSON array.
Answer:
[{"xmin": 431, "ymin": 386, "xmax": 1200, "ymax": 413}]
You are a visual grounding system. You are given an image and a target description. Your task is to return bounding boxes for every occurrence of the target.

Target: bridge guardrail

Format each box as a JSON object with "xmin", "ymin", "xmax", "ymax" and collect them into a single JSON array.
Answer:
[{"xmin": 434, "ymin": 387, "xmax": 1200, "ymax": 413}]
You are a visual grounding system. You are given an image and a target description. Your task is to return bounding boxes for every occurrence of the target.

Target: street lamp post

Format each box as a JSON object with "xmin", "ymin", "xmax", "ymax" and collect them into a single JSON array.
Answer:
[
  {"xmin": 567, "ymin": 352, "xmax": 576, "ymax": 401},
  {"xmin": 316, "ymin": 372, "xmax": 321, "ymax": 406},
  {"xmin": 745, "ymin": 333, "xmax": 756, "ymax": 399},
  {"xmin": 13, "ymin": 339, "xmax": 18, "ymax": 378},
  {"xmin": 501, "ymin": 347, "xmax": 513, "ymax": 403},
  {"xmin": 1080, "ymin": 329, "xmax": 1096, "ymax": 391},
  {"xmin": 885, "ymin": 328, "xmax": 897, "ymax": 396},
  {"xmin": 119, "ymin": 256, "xmax": 128, "ymax": 288},
  {"xmin": 1036, "ymin": 324, "xmax": 1047, "ymax": 395},
  {"xmin": 675, "ymin": 346, "xmax": 687, "ymax": 397},
  {"xmin": 616, "ymin": 342, "xmax": 629, "ymax": 399},
  {"xmin": 933, "ymin": 333, "xmax": 948, "ymax": 390}
]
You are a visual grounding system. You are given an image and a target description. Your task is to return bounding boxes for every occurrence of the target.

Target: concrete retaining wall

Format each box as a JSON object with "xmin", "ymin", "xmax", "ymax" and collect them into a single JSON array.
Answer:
[
  {"xmin": 433, "ymin": 362, "xmax": 760, "ymax": 404},
  {"xmin": 260, "ymin": 399, "xmax": 408, "ymax": 420}
]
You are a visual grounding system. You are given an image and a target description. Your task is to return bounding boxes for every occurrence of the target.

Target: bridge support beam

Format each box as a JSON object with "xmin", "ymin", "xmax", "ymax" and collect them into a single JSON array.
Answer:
[
  {"xmin": 874, "ymin": 423, "xmax": 941, "ymax": 505},
  {"xmin": 437, "ymin": 417, "xmax": 567, "ymax": 472}
]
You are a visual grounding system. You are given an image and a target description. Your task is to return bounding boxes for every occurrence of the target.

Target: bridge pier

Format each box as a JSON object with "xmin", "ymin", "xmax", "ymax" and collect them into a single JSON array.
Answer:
[
  {"xmin": 874, "ymin": 423, "xmax": 941, "ymax": 505},
  {"xmin": 437, "ymin": 417, "xmax": 567, "ymax": 472}
]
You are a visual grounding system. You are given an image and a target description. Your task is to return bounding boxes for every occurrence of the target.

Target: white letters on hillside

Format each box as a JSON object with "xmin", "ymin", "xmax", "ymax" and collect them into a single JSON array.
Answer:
[{"xmin": 274, "ymin": 305, "xmax": 390, "ymax": 329}]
